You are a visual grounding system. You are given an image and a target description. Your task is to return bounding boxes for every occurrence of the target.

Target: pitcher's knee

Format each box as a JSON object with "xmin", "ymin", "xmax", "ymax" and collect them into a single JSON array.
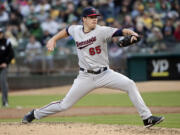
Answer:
[
  {"xmin": 129, "ymin": 79, "xmax": 136, "ymax": 86},
  {"xmin": 60, "ymin": 103, "xmax": 72, "ymax": 111},
  {"xmin": 127, "ymin": 79, "xmax": 137, "ymax": 91}
]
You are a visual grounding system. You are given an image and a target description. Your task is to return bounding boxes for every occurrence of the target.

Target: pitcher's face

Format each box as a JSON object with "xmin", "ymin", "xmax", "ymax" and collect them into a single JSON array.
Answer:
[{"xmin": 83, "ymin": 16, "xmax": 98, "ymax": 29}]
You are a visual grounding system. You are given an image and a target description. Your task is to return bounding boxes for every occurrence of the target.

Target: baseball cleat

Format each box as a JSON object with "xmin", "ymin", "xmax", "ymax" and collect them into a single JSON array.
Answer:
[
  {"xmin": 143, "ymin": 116, "xmax": 165, "ymax": 128},
  {"xmin": 22, "ymin": 109, "xmax": 35, "ymax": 124},
  {"xmin": 2, "ymin": 102, "xmax": 9, "ymax": 107}
]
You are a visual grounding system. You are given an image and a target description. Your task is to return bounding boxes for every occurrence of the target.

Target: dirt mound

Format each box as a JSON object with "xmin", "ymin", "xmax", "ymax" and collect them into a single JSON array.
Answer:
[{"xmin": 0, "ymin": 123, "xmax": 180, "ymax": 135}]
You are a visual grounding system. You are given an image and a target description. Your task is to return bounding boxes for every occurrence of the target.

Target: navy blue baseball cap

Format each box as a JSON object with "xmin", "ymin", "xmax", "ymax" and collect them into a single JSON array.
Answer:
[{"xmin": 82, "ymin": 7, "xmax": 100, "ymax": 17}]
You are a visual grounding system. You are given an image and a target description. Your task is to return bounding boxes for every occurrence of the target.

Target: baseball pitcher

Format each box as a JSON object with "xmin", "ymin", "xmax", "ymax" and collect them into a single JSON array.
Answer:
[{"xmin": 22, "ymin": 7, "xmax": 164, "ymax": 128}]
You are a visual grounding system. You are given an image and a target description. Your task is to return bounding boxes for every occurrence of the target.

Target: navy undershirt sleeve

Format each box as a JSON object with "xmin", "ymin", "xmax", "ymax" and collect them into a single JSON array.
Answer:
[
  {"xmin": 112, "ymin": 29, "xmax": 123, "ymax": 37},
  {"xmin": 66, "ymin": 26, "xmax": 70, "ymax": 36}
]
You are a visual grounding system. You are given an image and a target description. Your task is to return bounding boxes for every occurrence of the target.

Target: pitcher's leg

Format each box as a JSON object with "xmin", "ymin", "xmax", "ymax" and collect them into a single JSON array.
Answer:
[
  {"xmin": 102, "ymin": 70, "xmax": 152, "ymax": 120},
  {"xmin": 34, "ymin": 74, "xmax": 95, "ymax": 119}
]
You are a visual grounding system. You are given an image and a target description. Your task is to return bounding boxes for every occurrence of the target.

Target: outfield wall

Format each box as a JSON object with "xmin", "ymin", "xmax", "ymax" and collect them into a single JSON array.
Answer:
[
  {"xmin": 7, "ymin": 74, "xmax": 77, "ymax": 90},
  {"xmin": 127, "ymin": 53, "xmax": 180, "ymax": 81}
]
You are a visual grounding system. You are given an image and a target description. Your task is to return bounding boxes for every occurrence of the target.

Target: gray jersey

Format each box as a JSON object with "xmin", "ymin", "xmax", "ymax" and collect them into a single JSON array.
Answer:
[{"xmin": 68, "ymin": 24, "xmax": 118, "ymax": 70}]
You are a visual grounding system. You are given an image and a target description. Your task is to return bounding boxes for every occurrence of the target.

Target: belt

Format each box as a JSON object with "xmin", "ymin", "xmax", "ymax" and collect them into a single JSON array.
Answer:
[{"xmin": 80, "ymin": 67, "xmax": 107, "ymax": 74}]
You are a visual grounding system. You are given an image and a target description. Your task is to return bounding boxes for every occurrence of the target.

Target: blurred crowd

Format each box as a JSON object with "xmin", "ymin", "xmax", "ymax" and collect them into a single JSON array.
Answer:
[{"xmin": 0, "ymin": 0, "xmax": 180, "ymax": 73}]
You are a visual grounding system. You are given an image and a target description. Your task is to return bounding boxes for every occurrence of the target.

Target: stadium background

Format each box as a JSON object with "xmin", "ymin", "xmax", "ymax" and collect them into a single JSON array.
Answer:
[
  {"xmin": 0, "ymin": 0, "xmax": 180, "ymax": 89},
  {"xmin": 0, "ymin": 0, "xmax": 180, "ymax": 135}
]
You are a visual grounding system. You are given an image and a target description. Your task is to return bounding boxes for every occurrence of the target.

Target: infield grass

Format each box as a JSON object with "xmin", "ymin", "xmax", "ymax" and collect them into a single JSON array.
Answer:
[
  {"xmin": 0, "ymin": 114, "xmax": 180, "ymax": 128},
  {"xmin": 1, "ymin": 91, "xmax": 180, "ymax": 108}
]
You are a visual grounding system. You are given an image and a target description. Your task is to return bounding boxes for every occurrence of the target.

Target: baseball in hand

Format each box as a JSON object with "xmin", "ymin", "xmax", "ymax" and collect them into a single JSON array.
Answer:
[{"xmin": 46, "ymin": 39, "xmax": 56, "ymax": 51}]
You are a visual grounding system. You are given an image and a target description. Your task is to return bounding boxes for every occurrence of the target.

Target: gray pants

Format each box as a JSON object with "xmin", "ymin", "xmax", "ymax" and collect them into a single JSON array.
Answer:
[
  {"xmin": 34, "ymin": 69, "xmax": 152, "ymax": 120},
  {"xmin": 0, "ymin": 68, "xmax": 8, "ymax": 106}
]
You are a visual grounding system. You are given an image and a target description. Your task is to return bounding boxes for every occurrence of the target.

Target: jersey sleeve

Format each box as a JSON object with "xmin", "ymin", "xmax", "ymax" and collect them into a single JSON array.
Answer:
[
  {"xmin": 67, "ymin": 25, "xmax": 76, "ymax": 37},
  {"xmin": 101, "ymin": 26, "xmax": 118, "ymax": 41}
]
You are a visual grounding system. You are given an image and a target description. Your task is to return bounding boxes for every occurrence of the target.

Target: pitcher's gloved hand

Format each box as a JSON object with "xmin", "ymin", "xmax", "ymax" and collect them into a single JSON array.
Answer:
[{"xmin": 117, "ymin": 35, "xmax": 141, "ymax": 47}]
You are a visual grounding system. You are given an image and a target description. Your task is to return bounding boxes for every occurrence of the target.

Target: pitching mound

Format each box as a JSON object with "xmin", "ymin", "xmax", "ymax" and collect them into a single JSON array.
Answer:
[{"xmin": 0, "ymin": 123, "xmax": 180, "ymax": 135}]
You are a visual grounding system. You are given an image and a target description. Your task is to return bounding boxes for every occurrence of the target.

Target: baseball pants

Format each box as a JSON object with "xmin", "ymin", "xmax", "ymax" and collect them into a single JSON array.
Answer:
[
  {"xmin": 34, "ymin": 69, "xmax": 152, "ymax": 120},
  {"xmin": 0, "ymin": 68, "xmax": 8, "ymax": 106}
]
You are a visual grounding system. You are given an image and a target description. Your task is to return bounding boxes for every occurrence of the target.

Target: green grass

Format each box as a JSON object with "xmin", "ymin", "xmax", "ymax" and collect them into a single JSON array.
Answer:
[
  {"xmin": 1, "ymin": 91, "xmax": 180, "ymax": 108},
  {"xmin": 1, "ymin": 114, "xmax": 180, "ymax": 128},
  {"xmin": 0, "ymin": 91, "xmax": 180, "ymax": 128}
]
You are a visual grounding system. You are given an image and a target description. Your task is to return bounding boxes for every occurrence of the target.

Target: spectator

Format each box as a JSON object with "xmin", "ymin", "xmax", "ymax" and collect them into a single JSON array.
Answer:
[
  {"xmin": 34, "ymin": 0, "xmax": 51, "ymax": 14},
  {"xmin": 145, "ymin": 0, "xmax": 156, "ymax": 15},
  {"xmin": 0, "ymin": 28, "xmax": 15, "ymax": 107},
  {"xmin": 146, "ymin": 27, "xmax": 166, "ymax": 53},
  {"xmin": 25, "ymin": 35, "xmax": 43, "ymax": 74},
  {"xmin": 135, "ymin": 22, "xmax": 148, "ymax": 37},
  {"xmin": 5, "ymin": 25, "xmax": 18, "ymax": 48},
  {"xmin": 0, "ymin": 5, "xmax": 9, "ymax": 25},
  {"xmin": 141, "ymin": 12, "xmax": 153, "ymax": 30},
  {"xmin": 99, "ymin": 0, "xmax": 115, "ymax": 20},
  {"xmin": 162, "ymin": 18, "xmax": 176, "ymax": 45},
  {"xmin": 174, "ymin": 20, "xmax": 180, "ymax": 41},
  {"xmin": 122, "ymin": 15, "xmax": 134, "ymax": 28},
  {"xmin": 41, "ymin": 16, "xmax": 60, "ymax": 36},
  {"xmin": 162, "ymin": 18, "xmax": 175, "ymax": 35},
  {"xmin": 152, "ymin": 13, "xmax": 163, "ymax": 29},
  {"xmin": 170, "ymin": 0, "xmax": 180, "ymax": 13},
  {"xmin": 28, "ymin": 18, "xmax": 43, "ymax": 42},
  {"xmin": 63, "ymin": 2, "xmax": 77, "ymax": 24},
  {"xmin": 118, "ymin": 0, "xmax": 132, "ymax": 22},
  {"xmin": 8, "ymin": 12, "xmax": 20, "ymax": 28},
  {"xmin": 18, "ymin": 0, "xmax": 31, "ymax": 17},
  {"xmin": 134, "ymin": 22, "xmax": 148, "ymax": 48},
  {"xmin": 131, "ymin": 1, "xmax": 143, "ymax": 19},
  {"xmin": 35, "ymin": 8, "xmax": 49, "ymax": 22},
  {"xmin": 155, "ymin": 0, "xmax": 171, "ymax": 15},
  {"xmin": 76, "ymin": 0, "xmax": 90, "ymax": 18}
]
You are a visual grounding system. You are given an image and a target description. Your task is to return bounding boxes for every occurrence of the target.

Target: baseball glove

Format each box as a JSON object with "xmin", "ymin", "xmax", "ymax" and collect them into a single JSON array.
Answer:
[{"xmin": 117, "ymin": 35, "xmax": 141, "ymax": 47}]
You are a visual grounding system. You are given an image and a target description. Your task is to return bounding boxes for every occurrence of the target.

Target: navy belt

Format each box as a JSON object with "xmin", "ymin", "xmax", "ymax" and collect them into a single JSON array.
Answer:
[{"xmin": 80, "ymin": 67, "xmax": 107, "ymax": 74}]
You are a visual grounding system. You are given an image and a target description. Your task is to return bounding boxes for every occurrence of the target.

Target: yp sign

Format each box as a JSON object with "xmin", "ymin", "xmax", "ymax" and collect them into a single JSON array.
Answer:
[{"xmin": 151, "ymin": 59, "xmax": 169, "ymax": 77}]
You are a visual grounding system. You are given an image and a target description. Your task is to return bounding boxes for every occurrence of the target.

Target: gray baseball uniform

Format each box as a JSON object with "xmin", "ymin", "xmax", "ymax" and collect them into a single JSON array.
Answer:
[{"xmin": 34, "ymin": 24, "xmax": 152, "ymax": 120}]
